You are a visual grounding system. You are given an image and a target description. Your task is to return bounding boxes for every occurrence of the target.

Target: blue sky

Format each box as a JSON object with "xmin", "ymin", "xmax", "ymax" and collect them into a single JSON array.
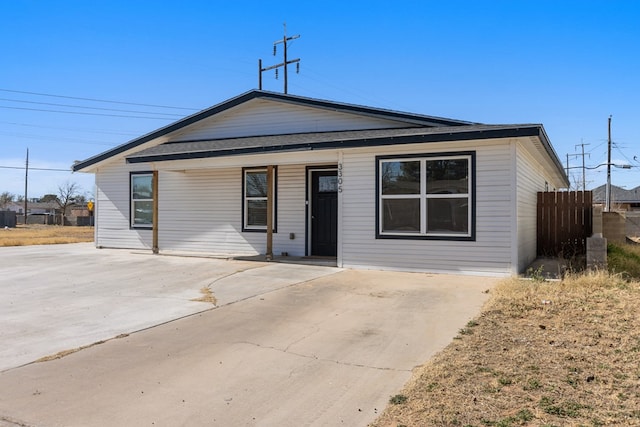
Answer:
[{"xmin": 1, "ymin": 1, "xmax": 639, "ymax": 199}]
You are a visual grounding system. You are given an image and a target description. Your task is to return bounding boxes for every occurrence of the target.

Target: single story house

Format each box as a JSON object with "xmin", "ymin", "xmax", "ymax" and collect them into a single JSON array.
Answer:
[
  {"xmin": 73, "ymin": 90, "xmax": 568, "ymax": 276},
  {"xmin": 4, "ymin": 201, "xmax": 60, "ymax": 216},
  {"xmin": 592, "ymin": 184, "xmax": 640, "ymax": 211}
]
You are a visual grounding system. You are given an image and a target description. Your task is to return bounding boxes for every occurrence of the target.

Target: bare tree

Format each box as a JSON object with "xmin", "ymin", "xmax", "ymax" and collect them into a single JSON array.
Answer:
[
  {"xmin": 0, "ymin": 192, "xmax": 15, "ymax": 210},
  {"xmin": 56, "ymin": 182, "xmax": 81, "ymax": 226}
]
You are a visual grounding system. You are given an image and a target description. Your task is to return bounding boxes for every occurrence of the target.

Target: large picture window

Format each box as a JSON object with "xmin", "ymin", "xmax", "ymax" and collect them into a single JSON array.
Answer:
[
  {"xmin": 243, "ymin": 167, "xmax": 277, "ymax": 231},
  {"xmin": 131, "ymin": 172, "xmax": 153, "ymax": 228},
  {"xmin": 377, "ymin": 153, "xmax": 474, "ymax": 239}
]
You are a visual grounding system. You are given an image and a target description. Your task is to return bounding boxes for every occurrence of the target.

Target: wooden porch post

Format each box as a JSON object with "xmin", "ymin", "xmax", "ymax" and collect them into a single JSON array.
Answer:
[
  {"xmin": 152, "ymin": 170, "xmax": 159, "ymax": 254},
  {"xmin": 266, "ymin": 165, "xmax": 273, "ymax": 260}
]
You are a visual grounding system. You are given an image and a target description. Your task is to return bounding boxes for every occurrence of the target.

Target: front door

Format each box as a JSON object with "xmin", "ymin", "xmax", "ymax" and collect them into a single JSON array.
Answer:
[{"xmin": 310, "ymin": 170, "xmax": 338, "ymax": 256}]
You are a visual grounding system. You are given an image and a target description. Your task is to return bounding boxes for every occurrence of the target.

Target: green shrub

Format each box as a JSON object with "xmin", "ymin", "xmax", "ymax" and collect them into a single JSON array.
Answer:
[{"xmin": 608, "ymin": 243, "xmax": 640, "ymax": 279}]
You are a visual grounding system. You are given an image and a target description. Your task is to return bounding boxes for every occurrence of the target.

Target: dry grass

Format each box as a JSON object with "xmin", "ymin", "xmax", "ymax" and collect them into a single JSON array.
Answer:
[
  {"xmin": 372, "ymin": 272, "xmax": 640, "ymax": 427},
  {"xmin": 34, "ymin": 334, "xmax": 129, "ymax": 363},
  {"xmin": 0, "ymin": 224, "xmax": 94, "ymax": 246},
  {"xmin": 191, "ymin": 287, "xmax": 218, "ymax": 305}
]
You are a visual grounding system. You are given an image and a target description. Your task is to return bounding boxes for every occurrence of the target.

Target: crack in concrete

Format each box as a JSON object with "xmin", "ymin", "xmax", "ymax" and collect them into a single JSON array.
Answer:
[
  {"xmin": 236, "ymin": 340, "xmax": 411, "ymax": 372},
  {"xmin": 284, "ymin": 325, "xmax": 321, "ymax": 352},
  {"xmin": 0, "ymin": 414, "xmax": 35, "ymax": 427}
]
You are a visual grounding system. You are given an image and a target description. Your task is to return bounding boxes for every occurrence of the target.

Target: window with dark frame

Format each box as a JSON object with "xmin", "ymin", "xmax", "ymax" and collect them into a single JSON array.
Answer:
[
  {"xmin": 243, "ymin": 167, "xmax": 276, "ymax": 231},
  {"xmin": 131, "ymin": 172, "xmax": 153, "ymax": 228},
  {"xmin": 378, "ymin": 153, "xmax": 473, "ymax": 239}
]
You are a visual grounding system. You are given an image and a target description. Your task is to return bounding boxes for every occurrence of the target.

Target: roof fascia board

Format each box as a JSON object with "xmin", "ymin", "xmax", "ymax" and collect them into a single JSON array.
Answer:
[
  {"xmin": 536, "ymin": 125, "xmax": 570, "ymax": 187},
  {"xmin": 127, "ymin": 126, "xmax": 544, "ymax": 164}
]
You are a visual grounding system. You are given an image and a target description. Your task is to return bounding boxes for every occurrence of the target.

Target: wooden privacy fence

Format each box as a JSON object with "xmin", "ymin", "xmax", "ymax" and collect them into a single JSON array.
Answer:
[{"xmin": 537, "ymin": 191, "xmax": 593, "ymax": 257}]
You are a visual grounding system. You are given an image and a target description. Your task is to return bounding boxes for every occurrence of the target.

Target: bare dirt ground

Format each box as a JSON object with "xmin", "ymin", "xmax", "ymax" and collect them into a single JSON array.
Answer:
[
  {"xmin": 371, "ymin": 272, "xmax": 640, "ymax": 427},
  {"xmin": 0, "ymin": 225, "xmax": 93, "ymax": 246}
]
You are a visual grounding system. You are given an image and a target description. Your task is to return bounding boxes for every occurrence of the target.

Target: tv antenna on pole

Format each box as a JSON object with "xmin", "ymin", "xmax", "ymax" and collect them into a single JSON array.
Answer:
[{"xmin": 258, "ymin": 23, "xmax": 300, "ymax": 94}]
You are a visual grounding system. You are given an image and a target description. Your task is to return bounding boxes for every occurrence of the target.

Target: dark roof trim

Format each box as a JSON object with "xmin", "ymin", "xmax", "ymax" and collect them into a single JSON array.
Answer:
[
  {"xmin": 127, "ymin": 126, "xmax": 544, "ymax": 164},
  {"xmin": 537, "ymin": 125, "xmax": 569, "ymax": 187},
  {"xmin": 73, "ymin": 91, "xmax": 260, "ymax": 171},
  {"xmin": 251, "ymin": 91, "xmax": 477, "ymax": 127},
  {"xmin": 73, "ymin": 89, "xmax": 476, "ymax": 172}
]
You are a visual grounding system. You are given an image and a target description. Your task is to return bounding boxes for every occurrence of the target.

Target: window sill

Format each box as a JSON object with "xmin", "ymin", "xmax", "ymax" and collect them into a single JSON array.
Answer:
[{"xmin": 376, "ymin": 233, "xmax": 474, "ymax": 241}]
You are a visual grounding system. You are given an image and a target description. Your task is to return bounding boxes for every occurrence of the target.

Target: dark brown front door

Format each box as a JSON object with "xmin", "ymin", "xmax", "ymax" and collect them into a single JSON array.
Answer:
[{"xmin": 311, "ymin": 170, "xmax": 338, "ymax": 256}]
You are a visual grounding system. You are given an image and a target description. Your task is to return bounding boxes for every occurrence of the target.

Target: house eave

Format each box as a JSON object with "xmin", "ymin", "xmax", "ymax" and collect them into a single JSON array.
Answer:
[{"xmin": 126, "ymin": 125, "xmax": 548, "ymax": 164}]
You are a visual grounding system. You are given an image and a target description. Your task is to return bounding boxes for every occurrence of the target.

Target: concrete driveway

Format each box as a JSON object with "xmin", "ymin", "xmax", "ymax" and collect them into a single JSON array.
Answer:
[{"xmin": 0, "ymin": 244, "xmax": 498, "ymax": 426}]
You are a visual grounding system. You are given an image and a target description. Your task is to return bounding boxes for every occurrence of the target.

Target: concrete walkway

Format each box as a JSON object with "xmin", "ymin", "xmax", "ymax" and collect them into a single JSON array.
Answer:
[{"xmin": 0, "ymin": 244, "xmax": 498, "ymax": 426}]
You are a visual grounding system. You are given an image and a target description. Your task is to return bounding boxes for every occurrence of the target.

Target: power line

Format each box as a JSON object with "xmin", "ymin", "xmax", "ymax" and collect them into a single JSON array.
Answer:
[
  {"xmin": 0, "ymin": 105, "xmax": 177, "ymax": 120},
  {"xmin": 613, "ymin": 143, "xmax": 639, "ymax": 167},
  {"xmin": 0, "ymin": 97, "xmax": 184, "ymax": 117},
  {"xmin": 0, "ymin": 131, "xmax": 117, "ymax": 146},
  {"xmin": 0, "ymin": 165, "xmax": 71, "ymax": 172},
  {"xmin": 0, "ymin": 121, "xmax": 138, "ymax": 137},
  {"xmin": 0, "ymin": 88, "xmax": 198, "ymax": 111}
]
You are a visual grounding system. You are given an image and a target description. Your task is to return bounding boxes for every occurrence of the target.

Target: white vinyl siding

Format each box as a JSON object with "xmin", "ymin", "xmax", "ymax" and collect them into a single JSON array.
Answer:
[
  {"xmin": 515, "ymin": 142, "xmax": 555, "ymax": 272},
  {"xmin": 92, "ymin": 127, "xmax": 561, "ymax": 276},
  {"xmin": 156, "ymin": 164, "xmax": 306, "ymax": 256},
  {"xmin": 341, "ymin": 140, "xmax": 513, "ymax": 276},
  {"xmin": 166, "ymin": 99, "xmax": 410, "ymax": 142},
  {"xmin": 94, "ymin": 161, "xmax": 153, "ymax": 249}
]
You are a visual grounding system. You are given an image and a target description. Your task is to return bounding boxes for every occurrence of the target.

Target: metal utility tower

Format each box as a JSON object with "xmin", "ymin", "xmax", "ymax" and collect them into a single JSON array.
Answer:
[{"xmin": 258, "ymin": 24, "xmax": 300, "ymax": 94}]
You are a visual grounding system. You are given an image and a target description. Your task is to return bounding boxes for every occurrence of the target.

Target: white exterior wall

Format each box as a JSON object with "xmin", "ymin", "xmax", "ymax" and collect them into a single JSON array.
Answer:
[
  {"xmin": 340, "ymin": 140, "xmax": 514, "ymax": 276},
  {"xmin": 94, "ymin": 160, "xmax": 153, "ymax": 249},
  {"xmin": 157, "ymin": 164, "xmax": 307, "ymax": 256},
  {"xmin": 95, "ymin": 138, "xmax": 523, "ymax": 275},
  {"xmin": 95, "ymin": 159, "xmax": 309, "ymax": 256},
  {"xmin": 515, "ymin": 142, "xmax": 558, "ymax": 272}
]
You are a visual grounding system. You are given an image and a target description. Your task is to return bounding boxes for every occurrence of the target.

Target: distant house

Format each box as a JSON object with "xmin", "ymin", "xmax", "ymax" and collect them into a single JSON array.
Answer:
[
  {"xmin": 592, "ymin": 184, "xmax": 640, "ymax": 211},
  {"xmin": 73, "ymin": 90, "xmax": 568, "ymax": 276},
  {"xmin": 3, "ymin": 201, "xmax": 59, "ymax": 215},
  {"xmin": 3, "ymin": 202, "xmax": 24, "ymax": 214},
  {"xmin": 27, "ymin": 202, "xmax": 60, "ymax": 215}
]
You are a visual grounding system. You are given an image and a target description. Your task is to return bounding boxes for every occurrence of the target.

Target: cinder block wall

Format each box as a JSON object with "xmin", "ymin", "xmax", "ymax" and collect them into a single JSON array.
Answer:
[
  {"xmin": 592, "ymin": 205, "xmax": 603, "ymax": 235},
  {"xmin": 602, "ymin": 212, "xmax": 626, "ymax": 244},
  {"xmin": 627, "ymin": 212, "xmax": 640, "ymax": 238}
]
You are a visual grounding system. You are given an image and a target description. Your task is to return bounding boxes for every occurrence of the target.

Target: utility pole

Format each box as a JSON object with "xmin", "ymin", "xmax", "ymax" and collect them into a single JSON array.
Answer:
[
  {"xmin": 606, "ymin": 116, "xmax": 612, "ymax": 212},
  {"xmin": 574, "ymin": 141, "xmax": 590, "ymax": 191},
  {"xmin": 23, "ymin": 148, "xmax": 28, "ymax": 224},
  {"xmin": 258, "ymin": 24, "xmax": 301, "ymax": 94},
  {"xmin": 566, "ymin": 153, "xmax": 581, "ymax": 191}
]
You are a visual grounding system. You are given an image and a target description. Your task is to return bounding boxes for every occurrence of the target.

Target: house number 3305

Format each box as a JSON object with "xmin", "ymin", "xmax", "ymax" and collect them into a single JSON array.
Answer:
[{"xmin": 337, "ymin": 163, "xmax": 343, "ymax": 193}]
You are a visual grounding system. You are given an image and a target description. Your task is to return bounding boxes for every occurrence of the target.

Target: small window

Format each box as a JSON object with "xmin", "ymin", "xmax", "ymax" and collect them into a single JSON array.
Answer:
[
  {"xmin": 318, "ymin": 175, "xmax": 338, "ymax": 192},
  {"xmin": 377, "ymin": 153, "xmax": 474, "ymax": 239},
  {"xmin": 243, "ymin": 167, "xmax": 276, "ymax": 231},
  {"xmin": 131, "ymin": 172, "xmax": 153, "ymax": 228}
]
